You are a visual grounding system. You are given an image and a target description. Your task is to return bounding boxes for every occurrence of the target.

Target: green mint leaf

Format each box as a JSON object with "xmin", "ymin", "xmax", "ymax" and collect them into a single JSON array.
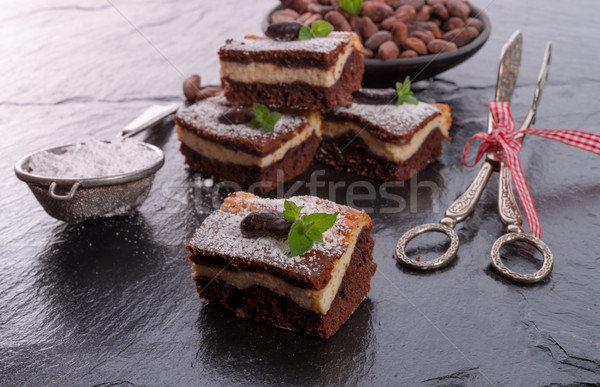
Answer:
[
  {"xmin": 402, "ymin": 75, "xmax": 411, "ymax": 95},
  {"xmin": 395, "ymin": 82, "xmax": 405, "ymax": 105},
  {"xmin": 311, "ymin": 21, "xmax": 333, "ymax": 38},
  {"xmin": 260, "ymin": 121, "xmax": 275, "ymax": 132},
  {"xmin": 261, "ymin": 111, "xmax": 281, "ymax": 132},
  {"xmin": 298, "ymin": 25, "xmax": 313, "ymax": 40},
  {"xmin": 252, "ymin": 103, "xmax": 269, "ymax": 120},
  {"xmin": 289, "ymin": 220, "xmax": 314, "ymax": 256},
  {"xmin": 404, "ymin": 95, "xmax": 419, "ymax": 105},
  {"xmin": 298, "ymin": 21, "xmax": 333, "ymax": 40},
  {"xmin": 303, "ymin": 221, "xmax": 324, "ymax": 243},
  {"xmin": 285, "ymin": 203, "xmax": 340, "ymax": 256},
  {"xmin": 339, "ymin": 0, "xmax": 362, "ymax": 16},
  {"xmin": 396, "ymin": 76, "xmax": 419, "ymax": 105},
  {"xmin": 282, "ymin": 200, "xmax": 303, "ymax": 221},
  {"xmin": 269, "ymin": 111, "xmax": 282, "ymax": 122},
  {"xmin": 301, "ymin": 211, "xmax": 339, "ymax": 233},
  {"xmin": 250, "ymin": 103, "xmax": 282, "ymax": 132}
]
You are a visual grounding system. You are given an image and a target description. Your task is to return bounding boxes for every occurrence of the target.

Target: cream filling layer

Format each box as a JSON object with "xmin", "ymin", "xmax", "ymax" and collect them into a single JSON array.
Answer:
[
  {"xmin": 177, "ymin": 112, "xmax": 322, "ymax": 167},
  {"xmin": 220, "ymin": 44, "xmax": 356, "ymax": 87},
  {"xmin": 192, "ymin": 222, "xmax": 369, "ymax": 315},
  {"xmin": 322, "ymin": 114, "xmax": 450, "ymax": 163}
]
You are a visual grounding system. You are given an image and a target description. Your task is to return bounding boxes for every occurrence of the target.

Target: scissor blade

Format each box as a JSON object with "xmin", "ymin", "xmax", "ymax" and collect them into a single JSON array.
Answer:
[
  {"xmin": 516, "ymin": 41, "xmax": 552, "ymax": 134},
  {"xmin": 488, "ymin": 30, "xmax": 523, "ymax": 133}
]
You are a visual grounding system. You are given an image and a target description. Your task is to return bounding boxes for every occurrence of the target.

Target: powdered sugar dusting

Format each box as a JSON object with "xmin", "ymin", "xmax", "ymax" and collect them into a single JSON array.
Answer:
[
  {"xmin": 176, "ymin": 96, "xmax": 306, "ymax": 143},
  {"xmin": 222, "ymin": 32, "xmax": 351, "ymax": 54},
  {"xmin": 335, "ymin": 101, "xmax": 440, "ymax": 137},
  {"xmin": 27, "ymin": 139, "xmax": 162, "ymax": 179},
  {"xmin": 189, "ymin": 195, "xmax": 352, "ymax": 276}
]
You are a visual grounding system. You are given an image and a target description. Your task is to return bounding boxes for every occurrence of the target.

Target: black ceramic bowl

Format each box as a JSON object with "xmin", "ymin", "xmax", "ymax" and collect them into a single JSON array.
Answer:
[{"xmin": 263, "ymin": 4, "xmax": 491, "ymax": 88}]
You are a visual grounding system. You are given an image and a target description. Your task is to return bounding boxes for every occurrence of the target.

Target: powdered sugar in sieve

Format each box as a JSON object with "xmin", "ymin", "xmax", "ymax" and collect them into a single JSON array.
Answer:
[{"xmin": 15, "ymin": 104, "xmax": 177, "ymax": 222}]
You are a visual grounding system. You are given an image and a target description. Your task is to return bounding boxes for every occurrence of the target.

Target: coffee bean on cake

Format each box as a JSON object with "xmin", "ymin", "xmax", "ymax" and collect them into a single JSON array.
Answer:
[
  {"xmin": 265, "ymin": 21, "xmax": 304, "ymax": 41},
  {"xmin": 240, "ymin": 210, "xmax": 293, "ymax": 237}
]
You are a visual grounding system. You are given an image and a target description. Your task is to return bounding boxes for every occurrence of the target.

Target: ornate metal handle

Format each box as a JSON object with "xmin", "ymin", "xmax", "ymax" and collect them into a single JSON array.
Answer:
[
  {"xmin": 441, "ymin": 162, "xmax": 493, "ymax": 228},
  {"xmin": 497, "ymin": 162, "xmax": 523, "ymax": 233}
]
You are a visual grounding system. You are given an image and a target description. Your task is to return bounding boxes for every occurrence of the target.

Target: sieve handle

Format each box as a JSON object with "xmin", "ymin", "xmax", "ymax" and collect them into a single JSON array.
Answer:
[
  {"xmin": 48, "ymin": 182, "xmax": 81, "ymax": 200},
  {"xmin": 121, "ymin": 103, "xmax": 179, "ymax": 138}
]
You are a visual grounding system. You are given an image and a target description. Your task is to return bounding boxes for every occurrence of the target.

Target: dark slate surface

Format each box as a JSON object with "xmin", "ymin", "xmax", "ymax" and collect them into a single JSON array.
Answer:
[{"xmin": 2, "ymin": 1, "xmax": 600, "ymax": 386}]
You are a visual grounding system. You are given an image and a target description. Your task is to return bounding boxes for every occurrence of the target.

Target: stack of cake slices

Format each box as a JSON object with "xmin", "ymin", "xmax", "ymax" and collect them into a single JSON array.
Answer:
[
  {"xmin": 180, "ymin": 22, "xmax": 453, "ymax": 338},
  {"xmin": 174, "ymin": 31, "xmax": 364, "ymax": 194},
  {"xmin": 174, "ymin": 26, "xmax": 452, "ymax": 191}
]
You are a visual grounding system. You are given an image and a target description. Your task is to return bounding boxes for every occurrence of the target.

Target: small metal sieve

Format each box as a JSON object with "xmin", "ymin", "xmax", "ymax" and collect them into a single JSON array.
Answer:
[{"xmin": 14, "ymin": 104, "xmax": 178, "ymax": 222}]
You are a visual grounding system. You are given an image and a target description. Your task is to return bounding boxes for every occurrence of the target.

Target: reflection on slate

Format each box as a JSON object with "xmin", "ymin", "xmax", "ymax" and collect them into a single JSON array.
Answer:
[
  {"xmin": 34, "ymin": 215, "xmax": 168, "ymax": 349},
  {"xmin": 38, "ymin": 215, "xmax": 158, "ymax": 311},
  {"xmin": 139, "ymin": 118, "xmax": 176, "ymax": 151},
  {"xmin": 260, "ymin": 158, "xmax": 448, "ymax": 217},
  {"xmin": 195, "ymin": 299, "xmax": 376, "ymax": 386}
]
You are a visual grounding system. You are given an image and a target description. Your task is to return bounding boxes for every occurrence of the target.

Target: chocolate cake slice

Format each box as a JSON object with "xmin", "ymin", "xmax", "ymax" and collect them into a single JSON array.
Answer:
[
  {"xmin": 219, "ymin": 32, "xmax": 364, "ymax": 111},
  {"xmin": 317, "ymin": 100, "xmax": 452, "ymax": 181},
  {"xmin": 186, "ymin": 192, "xmax": 376, "ymax": 338},
  {"xmin": 174, "ymin": 96, "xmax": 322, "ymax": 194}
]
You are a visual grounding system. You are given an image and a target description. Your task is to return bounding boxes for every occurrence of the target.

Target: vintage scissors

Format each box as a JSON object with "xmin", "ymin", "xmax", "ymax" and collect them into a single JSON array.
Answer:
[{"xmin": 395, "ymin": 31, "xmax": 554, "ymax": 284}]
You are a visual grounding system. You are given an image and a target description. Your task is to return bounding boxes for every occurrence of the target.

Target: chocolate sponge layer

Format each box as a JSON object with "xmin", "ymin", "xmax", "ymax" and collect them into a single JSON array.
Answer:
[
  {"xmin": 316, "ymin": 128, "xmax": 445, "ymax": 182},
  {"xmin": 221, "ymin": 50, "xmax": 364, "ymax": 111},
  {"xmin": 180, "ymin": 132, "xmax": 321, "ymax": 195}
]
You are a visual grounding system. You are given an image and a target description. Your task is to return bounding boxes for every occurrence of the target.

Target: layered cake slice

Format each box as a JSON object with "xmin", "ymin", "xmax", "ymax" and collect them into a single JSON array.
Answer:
[
  {"xmin": 186, "ymin": 192, "xmax": 376, "ymax": 338},
  {"xmin": 219, "ymin": 31, "xmax": 364, "ymax": 111},
  {"xmin": 174, "ymin": 96, "xmax": 321, "ymax": 194},
  {"xmin": 317, "ymin": 91, "xmax": 452, "ymax": 181}
]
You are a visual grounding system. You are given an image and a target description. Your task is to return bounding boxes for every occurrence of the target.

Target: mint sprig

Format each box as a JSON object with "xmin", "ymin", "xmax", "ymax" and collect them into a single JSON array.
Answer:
[
  {"xmin": 395, "ymin": 76, "xmax": 419, "ymax": 106},
  {"xmin": 284, "ymin": 200, "xmax": 339, "ymax": 256},
  {"xmin": 250, "ymin": 103, "xmax": 281, "ymax": 132},
  {"xmin": 299, "ymin": 20, "xmax": 334, "ymax": 40},
  {"xmin": 339, "ymin": 0, "xmax": 362, "ymax": 16},
  {"xmin": 282, "ymin": 200, "xmax": 303, "ymax": 221}
]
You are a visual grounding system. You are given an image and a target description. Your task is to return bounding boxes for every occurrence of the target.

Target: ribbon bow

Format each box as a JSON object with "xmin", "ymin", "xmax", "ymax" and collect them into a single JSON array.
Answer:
[{"xmin": 462, "ymin": 102, "xmax": 600, "ymax": 238}]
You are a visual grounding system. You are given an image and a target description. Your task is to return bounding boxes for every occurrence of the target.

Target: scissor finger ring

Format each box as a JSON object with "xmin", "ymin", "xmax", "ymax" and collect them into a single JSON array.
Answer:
[
  {"xmin": 490, "ymin": 233, "xmax": 553, "ymax": 283},
  {"xmin": 395, "ymin": 223, "xmax": 459, "ymax": 270}
]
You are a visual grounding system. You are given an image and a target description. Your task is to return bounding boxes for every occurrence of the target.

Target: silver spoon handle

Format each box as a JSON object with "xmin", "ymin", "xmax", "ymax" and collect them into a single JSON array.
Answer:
[{"xmin": 121, "ymin": 103, "xmax": 179, "ymax": 138}]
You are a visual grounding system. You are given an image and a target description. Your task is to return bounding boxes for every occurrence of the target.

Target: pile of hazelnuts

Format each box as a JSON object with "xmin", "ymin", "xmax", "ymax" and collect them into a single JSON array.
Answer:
[{"xmin": 271, "ymin": 0, "xmax": 484, "ymax": 60}]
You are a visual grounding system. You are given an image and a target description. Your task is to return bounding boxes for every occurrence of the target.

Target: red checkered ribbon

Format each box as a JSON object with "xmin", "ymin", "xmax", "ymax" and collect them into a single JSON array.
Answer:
[{"xmin": 462, "ymin": 102, "xmax": 600, "ymax": 238}]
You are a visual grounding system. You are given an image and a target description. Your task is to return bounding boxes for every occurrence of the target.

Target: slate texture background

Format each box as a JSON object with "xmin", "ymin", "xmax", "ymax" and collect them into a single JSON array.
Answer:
[{"xmin": 1, "ymin": 0, "xmax": 599, "ymax": 386}]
